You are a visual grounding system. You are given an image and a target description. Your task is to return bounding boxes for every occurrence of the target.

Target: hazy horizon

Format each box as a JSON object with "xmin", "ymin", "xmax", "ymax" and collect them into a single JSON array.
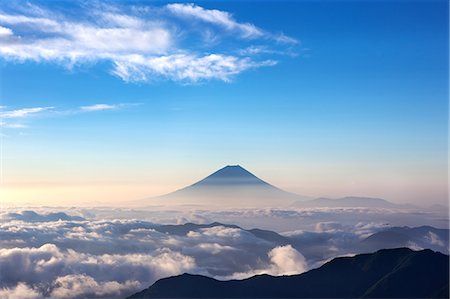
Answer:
[
  {"xmin": 1, "ymin": 160, "xmax": 448, "ymax": 207},
  {"xmin": 1, "ymin": 163, "xmax": 448, "ymax": 208}
]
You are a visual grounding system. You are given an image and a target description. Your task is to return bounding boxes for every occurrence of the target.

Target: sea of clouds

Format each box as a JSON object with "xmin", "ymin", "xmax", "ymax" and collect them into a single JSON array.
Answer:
[{"xmin": 0, "ymin": 207, "xmax": 448, "ymax": 299}]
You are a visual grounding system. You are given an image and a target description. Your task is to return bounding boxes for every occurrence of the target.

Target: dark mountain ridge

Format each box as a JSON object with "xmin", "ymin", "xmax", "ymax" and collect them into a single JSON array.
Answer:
[{"xmin": 129, "ymin": 248, "xmax": 449, "ymax": 298}]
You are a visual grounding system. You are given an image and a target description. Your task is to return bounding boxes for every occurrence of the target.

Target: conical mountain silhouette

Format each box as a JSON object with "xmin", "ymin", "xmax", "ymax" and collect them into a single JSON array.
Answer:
[
  {"xmin": 188, "ymin": 165, "xmax": 272, "ymax": 188},
  {"xmin": 152, "ymin": 165, "xmax": 305, "ymax": 208},
  {"xmin": 141, "ymin": 165, "xmax": 407, "ymax": 209}
]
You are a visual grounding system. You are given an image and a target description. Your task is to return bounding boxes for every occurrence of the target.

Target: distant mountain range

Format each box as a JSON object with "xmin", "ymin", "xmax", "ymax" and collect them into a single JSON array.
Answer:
[
  {"xmin": 361, "ymin": 225, "xmax": 449, "ymax": 253},
  {"xmin": 152, "ymin": 222, "xmax": 449, "ymax": 267},
  {"xmin": 129, "ymin": 248, "xmax": 449, "ymax": 298},
  {"xmin": 2, "ymin": 210, "xmax": 85, "ymax": 222},
  {"xmin": 143, "ymin": 165, "xmax": 420, "ymax": 209},
  {"xmin": 291, "ymin": 196, "xmax": 418, "ymax": 209},
  {"xmin": 152, "ymin": 221, "xmax": 449, "ymax": 254},
  {"xmin": 154, "ymin": 222, "xmax": 291, "ymax": 245}
]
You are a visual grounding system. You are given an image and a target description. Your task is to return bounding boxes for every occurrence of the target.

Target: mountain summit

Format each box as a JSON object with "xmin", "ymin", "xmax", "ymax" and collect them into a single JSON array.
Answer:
[
  {"xmin": 188, "ymin": 165, "xmax": 272, "ymax": 188},
  {"xmin": 149, "ymin": 165, "xmax": 306, "ymax": 208},
  {"xmin": 141, "ymin": 165, "xmax": 407, "ymax": 209}
]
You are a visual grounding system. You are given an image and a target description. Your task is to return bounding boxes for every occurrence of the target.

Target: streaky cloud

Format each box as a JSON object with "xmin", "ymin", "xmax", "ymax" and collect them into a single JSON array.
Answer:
[
  {"xmin": 0, "ymin": 2, "xmax": 297, "ymax": 83},
  {"xmin": 0, "ymin": 106, "xmax": 54, "ymax": 118},
  {"xmin": 166, "ymin": 3, "xmax": 298, "ymax": 44},
  {"xmin": 166, "ymin": 3, "xmax": 265, "ymax": 39},
  {"xmin": 80, "ymin": 104, "xmax": 118, "ymax": 112}
]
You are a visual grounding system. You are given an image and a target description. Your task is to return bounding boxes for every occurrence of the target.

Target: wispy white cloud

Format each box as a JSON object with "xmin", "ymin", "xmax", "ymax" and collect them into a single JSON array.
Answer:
[
  {"xmin": 0, "ymin": 103, "xmax": 135, "ymax": 130},
  {"xmin": 0, "ymin": 121, "xmax": 27, "ymax": 129},
  {"xmin": 272, "ymin": 33, "xmax": 298, "ymax": 45},
  {"xmin": 166, "ymin": 3, "xmax": 264, "ymax": 39},
  {"xmin": 0, "ymin": 106, "xmax": 53, "ymax": 118},
  {"xmin": 80, "ymin": 104, "xmax": 118, "ymax": 112},
  {"xmin": 239, "ymin": 45, "xmax": 298, "ymax": 57},
  {"xmin": 0, "ymin": 2, "xmax": 297, "ymax": 83},
  {"xmin": 111, "ymin": 54, "xmax": 276, "ymax": 83},
  {"xmin": 166, "ymin": 3, "xmax": 298, "ymax": 45},
  {"xmin": 0, "ymin": 12, "xmax": 59, "ymax": 28},
  {"xmin": 0, "ymin": 106, "xmax": 51, "ymax": 130}
]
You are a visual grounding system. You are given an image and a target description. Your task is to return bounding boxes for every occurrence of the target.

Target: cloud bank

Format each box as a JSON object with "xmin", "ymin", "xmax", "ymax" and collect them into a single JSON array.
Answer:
[
  {"xmin": 0, "ymin": 209, "xmax": 447, "ymax": 298},
  {"xmin": 0, "ymin": 2, "xmax": 297, "ymax": 83},
  {"xmin": 0, "ymin": 211, "xmax": 307, "ymax": 298},
  {"xmin": 0, "ymin": 244, "xmax": 193, "ymax": 299}
]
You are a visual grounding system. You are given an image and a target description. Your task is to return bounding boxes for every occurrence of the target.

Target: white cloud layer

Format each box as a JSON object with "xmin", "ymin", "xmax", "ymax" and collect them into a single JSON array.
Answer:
[
  {"xmin": 0, "ymin": 2, "xmax": 297, "ymax": 83},
  {"xmin": 0, "ymin": 209, "xmax": 447, "ymax": 298},
  {"xmin": 0, "ymin": 283, "xmax": 42, "ymax": 299},
  {"xmin": 0, "ymin": 244, "xmax": 194, "ymax": 299},
  {"xmin": 0, "ymin": 212, "xmax": 308, "ymax": 298}
]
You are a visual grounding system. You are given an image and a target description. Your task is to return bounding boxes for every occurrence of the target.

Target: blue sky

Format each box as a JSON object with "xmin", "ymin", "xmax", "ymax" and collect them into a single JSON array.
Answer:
[{"xmin": 0, "ymin": 0, "xmax": 448, "ymax": 205}]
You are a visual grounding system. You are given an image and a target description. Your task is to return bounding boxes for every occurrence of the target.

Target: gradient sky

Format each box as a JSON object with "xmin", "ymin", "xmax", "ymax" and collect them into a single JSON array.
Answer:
[{"xmin": 0, "ymin": 0, "xmax": 448, "ymax": 206}]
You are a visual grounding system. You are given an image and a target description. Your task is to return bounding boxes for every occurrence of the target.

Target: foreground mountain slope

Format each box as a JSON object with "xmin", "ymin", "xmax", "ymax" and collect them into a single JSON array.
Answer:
[{"xmin": 129, "ymin": 248, "xmax": 449, "ymax": 298}]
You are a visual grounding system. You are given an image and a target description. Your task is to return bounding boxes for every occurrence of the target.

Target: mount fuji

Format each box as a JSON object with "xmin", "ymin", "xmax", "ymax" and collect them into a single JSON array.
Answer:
[
  {"xmin": 147, "ymin": 165, "xmax": 307, "ymax": 208},
  {"xmin": 140, "ymin": 165, "xmax": 409, "ymax": 209}
]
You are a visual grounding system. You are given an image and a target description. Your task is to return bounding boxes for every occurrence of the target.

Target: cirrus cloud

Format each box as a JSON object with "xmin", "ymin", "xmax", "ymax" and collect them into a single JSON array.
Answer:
[
  {"xmin": 0, "ymin": 2, "xmax": 298, "ymax": 83},
  {"xmin": 79, "ymin": 104, "xmax": 117, "ymax": 112},
  {"xmin": 0, "ymin": 107, "xmax": 54, "ymax": 118},
  {"xmin": 0, "ymin": 102, "xmax": 140, "ymax": 131},
  {"xmin": 166, "ymin": 3, "xmax": 264, "ymax": 39}
]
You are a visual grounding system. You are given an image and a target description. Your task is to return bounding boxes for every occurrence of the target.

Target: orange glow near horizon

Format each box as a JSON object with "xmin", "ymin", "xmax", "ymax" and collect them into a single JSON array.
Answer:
[{"xmin": 1, "ymin": 171, "xmax": 447, "ymax": 207}]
